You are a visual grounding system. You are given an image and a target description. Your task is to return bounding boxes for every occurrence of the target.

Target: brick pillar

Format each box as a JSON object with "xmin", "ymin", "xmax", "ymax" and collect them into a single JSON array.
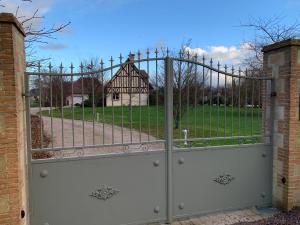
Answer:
[
  {"xmin": 263, "ymin": 39, "xmax": 300, "ymax": 210},
  {"xmin": 0, "ymin": 13, "xmax": 27, "ymax": 225}
]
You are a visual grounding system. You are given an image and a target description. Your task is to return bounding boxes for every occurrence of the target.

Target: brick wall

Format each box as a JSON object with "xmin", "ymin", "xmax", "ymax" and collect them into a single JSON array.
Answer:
[
  {"xmin": 263, "ymin": 39, "xmax": 300, "ymax": 210},
  {"xmin": 0, "ymin": 13, "xmax": 27, "ymax": 225}
]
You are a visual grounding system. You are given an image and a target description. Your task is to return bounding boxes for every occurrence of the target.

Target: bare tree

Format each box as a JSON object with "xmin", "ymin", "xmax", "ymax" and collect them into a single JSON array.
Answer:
[
  {"xmin": 241, "ymin": 15, "xmax": 300, "ymax": 69},
  {"xmin": 0, "ymin": 0, "xmax": 70, "ymax": 67},
  {"xmin": 158, "ymin": 42, "xmax": 209, "ymax": 129}
]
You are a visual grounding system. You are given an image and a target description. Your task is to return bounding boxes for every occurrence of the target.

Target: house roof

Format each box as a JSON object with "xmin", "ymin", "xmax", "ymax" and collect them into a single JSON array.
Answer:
[
  {"xmin": 105, "ymin": 56, "xmax": 152, "ymax": 91},
  {"xmin": 66, "ymin": 77, "xmax": 102, "ymax": 96}
]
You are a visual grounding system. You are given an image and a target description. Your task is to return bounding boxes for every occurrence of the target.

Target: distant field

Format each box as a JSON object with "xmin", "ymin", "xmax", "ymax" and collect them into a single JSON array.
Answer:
[{"xmin": 41, "ymin": 105, "xmax": 262, "ymax": 146}]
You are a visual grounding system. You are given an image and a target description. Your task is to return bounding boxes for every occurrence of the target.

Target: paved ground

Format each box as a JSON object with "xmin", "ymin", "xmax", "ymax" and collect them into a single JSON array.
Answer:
[
  {"xmin": 155, "ymin": 208, "xmax": 278, "ymax": 225},
  {"xmin": 41, "ymin": 116, "xmax": 164, "ymax": 156}
]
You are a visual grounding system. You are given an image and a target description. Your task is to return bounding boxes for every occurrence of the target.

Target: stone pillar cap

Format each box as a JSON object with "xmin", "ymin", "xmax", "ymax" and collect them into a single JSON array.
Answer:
[
  {"xmin": 0, "ymin": 13, "xmax": 25, "ymax": 36},
  {"xmin": 262, "ymin": 39, "xmax": 300, "ymax": 53}
]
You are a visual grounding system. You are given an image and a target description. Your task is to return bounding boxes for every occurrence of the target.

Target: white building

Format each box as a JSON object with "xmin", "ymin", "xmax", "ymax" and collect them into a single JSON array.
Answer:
[
  {"xmin": 105, "ymin": 54, "xmax": 151, "ymax": 107},
  {"xmin": 66, "ymin": 94, "xmax": 89, "ymax": 107}
]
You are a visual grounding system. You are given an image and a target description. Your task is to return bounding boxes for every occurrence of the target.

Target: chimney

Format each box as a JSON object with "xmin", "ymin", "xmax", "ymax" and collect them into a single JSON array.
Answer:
[{"xmin": 129, "ymin": 54, "xmax": 135, "ymax": 63}]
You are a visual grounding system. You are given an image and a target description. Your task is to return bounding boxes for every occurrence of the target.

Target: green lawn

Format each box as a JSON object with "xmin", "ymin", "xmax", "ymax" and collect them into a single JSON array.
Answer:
[{"xmin": 41, "ymin": 105, "xmax": 262, "ymax": 147}]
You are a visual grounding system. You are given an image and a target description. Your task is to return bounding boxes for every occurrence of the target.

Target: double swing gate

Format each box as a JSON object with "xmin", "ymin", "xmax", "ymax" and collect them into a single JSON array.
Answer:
[{"xmin": 26, "ymin": 50, "xmax": 273, "ymax": 225}]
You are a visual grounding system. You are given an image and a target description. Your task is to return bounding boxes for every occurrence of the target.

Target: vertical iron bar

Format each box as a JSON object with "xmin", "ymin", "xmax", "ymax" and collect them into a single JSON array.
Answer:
[
  {"xmin": 119, "ymin": 54, "xmax": 124, "ymax": 144},
  {"xmin": 49, "ymin": 63, "xmax": 53, "ymax": 149},
  {"xmin": 202, "ymin": 56, "xmax": 205, "ymax": 138},
  {"xmin": 155, "ymin": 49, "xmax": 159, "ymax": 138},
  {"xmin": 130, "ymin": 55, "xmax": 133, "ymax": 143},
  {"xmin": 165, "ymin": 56, "xmax": 173, "ymax": 224},
  {"xmin": 110, "ymin": 57, "xmax": 114, "ymax": 144},
  {"xmin": 251, "ymin": 77, "xmax": 254, "ymax": 136},
  {"xmin": 224, "ymin": 65, "xmax": 227, "ymax": 138},
  {"xmin": 38, "ymin": 63, "xmax": 43, "ymax": 149},
  {"xmin": 238, "ymin": 68, "xmax": 241, "ymax": 143},
  {"xmin": 187, "ymin": 53, "xmax": 190, "ymax": 138},
  {"xmin": 71, "ymin": 64, "xmax": 75, "ymax": 147},
  {"xmin": 231, "ymin": 67, "xmax": 234, "ymax": 142},
  {"xmin": 258, "ymin": 78, "xmax": 261, "ymax": 136},
  {"xmin": 194, "ymin": 55, "xmax": 198, "ymax": 138},
  {"xmin": 244, "ymin": 70, "xmax": 248, "ymax": 137},
  {"xmin": 138, "ymin": 51, "xmax": 142, "ymax": 142},
  {"xmin": 179, "ymin": 51, "xmax": 182, "ymax": 139},
  {"xmin": 209, "ymin": 59, "xmax": 213, "ymax": 142},
  {"xmin": 91, "ymin": 62, "xmax": 95, "ymax": 145},
  {"xmin": 147, "ymin": 49, "xmax": 150, "ymax": 141},
  {"xmin": 101, "ymin": 60, "xmax": 105, "ymax": 145},
  {"xmin": 60, "ymin": 63, "xmax": 64, "ymax": 148},
  {"xmin": 217, "ymin": 62, "xmax": 220, "ymax": 137},
  {"xmin": 80, "ymin": 63, "xmax": 85, "ymax": 147}
]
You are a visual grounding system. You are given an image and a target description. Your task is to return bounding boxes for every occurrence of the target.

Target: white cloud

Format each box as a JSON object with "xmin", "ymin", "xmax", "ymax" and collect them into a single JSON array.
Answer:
[
  {"xmin": 73, "ymin": 0, "xmax": 142, "ymax": 12},
  {"xmin": 40, "ymin": 43, "xmax": 68, "ymax": 50},
  {"xmin": 185, "ymin": 43, "xmax": 252, "ymax": 66},
  {"xmin": 0, "ymin": 0, "xmax": 54, "ymax": 29}
]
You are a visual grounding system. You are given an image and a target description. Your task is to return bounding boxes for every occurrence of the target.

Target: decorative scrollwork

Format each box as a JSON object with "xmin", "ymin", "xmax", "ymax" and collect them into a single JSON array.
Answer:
[
  {"xmin": 90, "ymin": 185, "xmax": 120, "ymax": 200},
  {"xmin": 214, "ymin": 174, "xmax": 235, "ymax": 185},
  {"xmin": 141, "ymin": 143, "xmax": 150, "ymax": 151},
  {"xmin": 76, "ymin": 149, "xmax": 84, "ymax": 157}
]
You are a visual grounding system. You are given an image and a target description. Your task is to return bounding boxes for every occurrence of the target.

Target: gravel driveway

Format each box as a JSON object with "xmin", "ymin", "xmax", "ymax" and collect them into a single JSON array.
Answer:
[{"xmin": 42, "ymin": 116, "xmax": 164, "ymax": 157}]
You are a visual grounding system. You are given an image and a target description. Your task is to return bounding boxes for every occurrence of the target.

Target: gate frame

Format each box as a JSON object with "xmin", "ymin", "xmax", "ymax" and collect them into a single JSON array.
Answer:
[{"xmin": 165, "ymin": 56, "xmax": 174, "ymax": 223}]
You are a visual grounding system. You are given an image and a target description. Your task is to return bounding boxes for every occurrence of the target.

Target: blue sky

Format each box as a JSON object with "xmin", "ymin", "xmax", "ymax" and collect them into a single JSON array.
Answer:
[{"xmin": 3, "ymin": 0, "xmax": 300, "ymax": 66}]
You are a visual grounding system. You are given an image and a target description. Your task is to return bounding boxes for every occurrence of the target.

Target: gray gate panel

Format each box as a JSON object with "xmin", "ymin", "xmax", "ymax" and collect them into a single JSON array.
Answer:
[
  {"xmin": 31, "ymin": 151, "xmax": 166, "ymax": 225},
  {"xmin": 173, "ymin": 144, "xmax": 272, "ymax": 218}
]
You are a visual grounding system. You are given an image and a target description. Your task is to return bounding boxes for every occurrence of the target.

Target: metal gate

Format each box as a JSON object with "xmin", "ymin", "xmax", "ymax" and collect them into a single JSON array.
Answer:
[{"xmin": 25, "ymin": 50, "xmax": 273, "ymax": 225}]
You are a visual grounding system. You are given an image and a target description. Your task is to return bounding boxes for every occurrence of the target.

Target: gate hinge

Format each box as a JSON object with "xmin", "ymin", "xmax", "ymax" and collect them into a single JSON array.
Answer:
[
  {"xmin": 22, "ymin": 92, "xmax": 31, "ymax": 98},
  {"xmin": 271, "ymin": 91, "xmax": 277, "ymax": 97}
]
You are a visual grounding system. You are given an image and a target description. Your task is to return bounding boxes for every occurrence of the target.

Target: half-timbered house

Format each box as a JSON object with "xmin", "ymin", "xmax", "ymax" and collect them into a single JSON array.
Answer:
[{"xmin": 105, "ymin": 54, "xmax": 151, "ymax": 106}]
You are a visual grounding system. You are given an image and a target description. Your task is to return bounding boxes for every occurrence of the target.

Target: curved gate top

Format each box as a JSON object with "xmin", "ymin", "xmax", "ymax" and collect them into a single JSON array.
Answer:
[{"xmin": 25, "ymin": 49, "xmax": 273, "ymax": 225}]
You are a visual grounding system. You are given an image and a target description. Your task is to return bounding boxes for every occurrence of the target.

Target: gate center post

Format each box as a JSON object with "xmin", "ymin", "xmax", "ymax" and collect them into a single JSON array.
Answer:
[{"xmin": 165, "ymin": 56, "xmax": 174, "ymax": 224}]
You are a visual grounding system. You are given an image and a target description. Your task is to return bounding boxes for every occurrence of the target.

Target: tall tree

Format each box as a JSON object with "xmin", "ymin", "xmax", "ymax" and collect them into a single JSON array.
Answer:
[
  {"xmin": 0, "ymin": 0, "xmax": 70, "ymax": 67},
  {"xmin": 158, "ymin": 42, "xmax": 209, "ymax": 129},
  {"xmin": 241, "ymin": 15, "xmax": 300, "ymax": 69}
]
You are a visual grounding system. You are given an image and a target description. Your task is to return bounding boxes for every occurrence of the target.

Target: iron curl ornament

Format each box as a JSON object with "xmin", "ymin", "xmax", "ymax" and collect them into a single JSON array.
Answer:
[
  {"xmin": 214, "ymin": 174, "xmax": 235, "ymax": 185},
  {"xmin": 90, "ymin": 185, "xmax": 120, "ymax": 200}
]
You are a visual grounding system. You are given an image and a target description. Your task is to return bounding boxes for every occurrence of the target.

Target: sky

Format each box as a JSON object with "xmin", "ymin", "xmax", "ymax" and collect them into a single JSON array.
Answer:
[{"xmin": 2, "ymin": 0, "xmax": 300, "ymax": 68}]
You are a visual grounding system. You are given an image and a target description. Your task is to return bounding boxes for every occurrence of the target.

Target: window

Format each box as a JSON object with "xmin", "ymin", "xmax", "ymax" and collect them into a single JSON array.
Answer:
[{"xmin": 113, "ymin": 92, "xmax": 120, "ymax": 101}]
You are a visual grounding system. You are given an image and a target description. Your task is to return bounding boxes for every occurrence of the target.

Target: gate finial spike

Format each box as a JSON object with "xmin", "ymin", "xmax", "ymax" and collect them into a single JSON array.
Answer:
[
  {"xmin": 166, "ymin": 47, "xmax": 169, "ymax": 57},
  {"xmin": 70, "ymin": 63, "xmax": 74, "ymax": 72},
  {"xmin": 119, "ymin": 53, "xmax": 123, "ymax": 63},
  {"xmin": 59, "ymin": 62, "xmax": 64, "ymax": 72},
  {"xmin": 109, "ymin": 56, "xmax": 114, "ymax": 64},
  {"xmin": 210, "ymin": 58, "xmax": 213, "ymax": 65},
  {"xmin": 37, "ymin": 61, "xmax": 41, "ymax": 71},
  {"xmin": 194, "ymin": 54, "xmax": 198, "ymax": 61},
  {"xmin": 231, "ymin": 66, "xmax": 235, "ymax": 74},
  {"xmin": 90, "ymin": 60, "xmax": 94, "ymax": 70},
  {"xmin": 48, "ymin": 62, "xmax": 52, "ymax": 73},
  {"xmin": 202, "ymin": 55, "xmax": 205, "ymax": 63},
  {"xmin": 187, "ymin": 51, "xmax": 190, "ymax": 59},
  {"xmin": 155, "ymin": 48, "xmax": 159, "ymax": 56},
  {"xmin": 137, "ymin": 50, "xmax": 141, "ymax": 59},
  {"xmin": 146, "ymin": 48, "xmax": 150, "ymax": 58},
  {"xmin": 238, "ymin": 67, "xmax": 242, "ymax": 73},
  {"xmin": 224, "ymin": 64, "xmax": 228, "ymax": 72},
  {"xmin": 179, "ymin": 49, "xmax": 182, "ymax": 58},
  {"xmin": 80, "ymin": 62, "xmax": 84, "ymax": 72}
]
